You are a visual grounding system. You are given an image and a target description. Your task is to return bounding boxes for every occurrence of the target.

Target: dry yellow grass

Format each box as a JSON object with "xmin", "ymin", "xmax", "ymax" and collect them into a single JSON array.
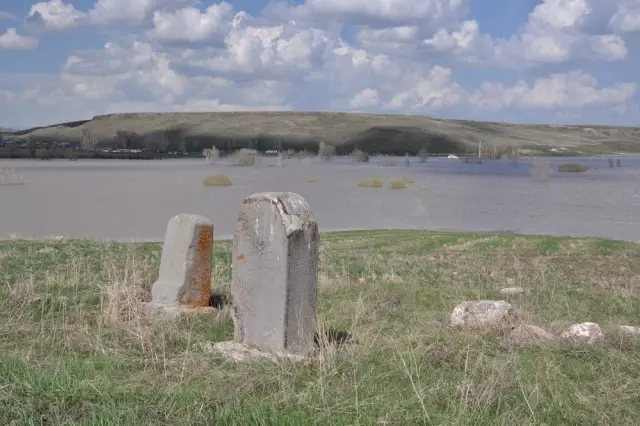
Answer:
[
  {"xmin": 202, "ymin": 174, "xmax": 232, "ymax": 186},
  {"xmin": 388, "ymin": 178, "xmax": 408, "ymax": 189},
  {"xmin": 357, "ymin": 177, "xmax": 384, "ymax": 188}
]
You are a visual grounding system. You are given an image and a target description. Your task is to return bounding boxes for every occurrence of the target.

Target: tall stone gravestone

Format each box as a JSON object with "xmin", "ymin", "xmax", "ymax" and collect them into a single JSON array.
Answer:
[
  {"xmin": 231, "ymin": 192, "xmax": 319, "ymax": 357},
  {"xmin": 151, "ymin": 214, "xmax": 214, "ymax": 308}
]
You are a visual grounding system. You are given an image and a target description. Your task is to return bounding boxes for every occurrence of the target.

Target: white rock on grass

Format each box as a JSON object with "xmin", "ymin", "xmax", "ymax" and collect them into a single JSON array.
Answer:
[
  {"xmin": 619, "ymin": 325, "xmax": 640, "ymax": 336},
  {"xmin": 561, "ymin": 322, "xmax": 604, "ymax": 344},
  {"xmin": 450, "ymin": 300, "xmax": 517, "ymax": 329}
]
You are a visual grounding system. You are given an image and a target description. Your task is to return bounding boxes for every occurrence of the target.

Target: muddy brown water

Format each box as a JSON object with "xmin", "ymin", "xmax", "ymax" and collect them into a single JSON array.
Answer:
[{"xmin": 1, "ymin": 155, "xmax": 639, "ymax": 242}]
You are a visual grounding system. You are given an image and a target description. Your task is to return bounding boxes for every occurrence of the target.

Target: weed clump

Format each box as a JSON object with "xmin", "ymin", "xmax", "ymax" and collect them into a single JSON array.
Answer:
[
  {"xmin": 203, "ymin": 174, "xmax": 232, "ymax": 186},
  {"xmin": 318, "ymin": 141, "xmax": 336, "ymax": 161},
  {"xmin": 388, "ymin": 179, "xmax": 408, "ymax": 189},
  {"xmin": 230, "ymin": 149, "xmax": 260, "ymax": 166},
  {"xmin": 557, "ymin": 163, "xmax": 586, "ymax": 173},
  {"xmin": 303, "ymin": 177, "xmax": 317, "ymax": 183},
  {"xmin": 203, "ymin": 147, "xmax": 220, "ymax": 164},
  {"xmin": 351, "ymin": 149, "xmax": 369, "ymax": 162},
  {"xmin": 357, "ymin": 177, "xmax": 384, "ymax": 188}
]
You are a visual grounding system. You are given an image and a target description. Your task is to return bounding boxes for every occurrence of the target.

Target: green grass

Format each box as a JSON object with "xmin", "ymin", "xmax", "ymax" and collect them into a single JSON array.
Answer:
[
  {"xmin": 557, "ymin": 163, "xmax": 587, "ymax": 173},
  {"xmin": 1, "ymin": 231, "xmax": 640, "ymax": 424},
  {"xmin": 202, "ymin": 174, "xmax": 232, "ymax": 186}
]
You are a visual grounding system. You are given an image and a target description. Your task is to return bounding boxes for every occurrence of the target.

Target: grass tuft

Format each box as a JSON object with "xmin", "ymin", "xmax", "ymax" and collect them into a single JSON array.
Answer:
[
  {"xmin": 557, "ymin": 163, "xmax": 587, "ymax": 173},
  {"xmin": 303, "ymin": 177, "xmax": 317, "ymax": 183},
  {"xmin": 357, "ymin": 177, "xmax": 384, "ymax": 188},
  {"xmin": 388, "ymin": 178, "xmax": 408, "ymax": 189},
  {"xmin": 203, "ymin": 174, "xmax": 232, "ymax": 186}
]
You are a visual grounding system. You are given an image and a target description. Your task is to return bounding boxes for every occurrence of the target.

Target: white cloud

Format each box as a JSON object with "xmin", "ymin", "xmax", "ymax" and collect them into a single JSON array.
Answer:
[
  {"xmin": 150, "ymin": 3, "xmax": 233, "ymax": 42},
  {"xmin": 609, "ymin": 4, "xmax": 640, "ymax": 32},
  {"xmin": 385, "ymin": 66, "xmax": 464, "ymax": 110},
  {"xmin": 470, "ymin": 71, "xmax": 637, "ymax": 110},
  {"xmin": 349, "ymin": 88, "xmax": 380, "ymax": 109},
  {"xmin": 89, "ymin": 0, "xmax": 153, "ymax": 25},
  {"xmin": 2, "ymin": 0, "xmax": 639, "ymax": 127},
  {"xmin": 306, "ymin": 0, "xmax": 468, "ymax": 24},
  {"xmin": 26, "ymin": 0, "xmax": 86, "ymax": 31},
  {"xmin": 528, "ymin": 0, "xmax": 592, "ymax": 31},
  {"xmin": 421, "ymin": 0, "xmax": 636, "ymax": 66},
  {"xmin": 0, "ymin": 11, "xmax": 17, "ymax": 21},
  {"xmin": 0, "ymin": 28, "xmax": 39, "ymax": 50}
]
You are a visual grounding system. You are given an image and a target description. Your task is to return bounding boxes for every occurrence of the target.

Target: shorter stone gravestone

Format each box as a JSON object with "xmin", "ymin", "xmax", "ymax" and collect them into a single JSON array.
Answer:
[
  {"xmin": 230, "ymin": 192, "xmax": 319, "ymax": 358},
  {"xmin": 151, "ymin": 214, "xmax": 214, "ymax": 309}
]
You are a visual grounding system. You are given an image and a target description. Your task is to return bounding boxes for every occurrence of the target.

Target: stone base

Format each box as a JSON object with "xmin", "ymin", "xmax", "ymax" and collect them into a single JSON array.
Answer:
[
  {"xmin": 202, "ymin": 341, "xmax": 312, "ymax": 363},
  {"xmin": 144, "ymin": 302, "xmax": 217, "ymax": 320}
]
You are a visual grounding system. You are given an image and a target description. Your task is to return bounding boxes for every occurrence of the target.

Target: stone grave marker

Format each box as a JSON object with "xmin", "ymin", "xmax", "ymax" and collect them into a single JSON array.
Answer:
[
  {"xmin": 151, "ymin": 214, "xmax": 214, "ymax": 309},
  {"xmin": 230, "ymin": 192, "xmax": 319, "ymax": 358}
]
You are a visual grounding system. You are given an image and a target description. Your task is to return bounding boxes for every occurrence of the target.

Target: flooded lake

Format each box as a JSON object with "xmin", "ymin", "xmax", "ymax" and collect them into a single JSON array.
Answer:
[{"xmin": 1, "ymin": 155, "xmax": 639, "ymax": 242}]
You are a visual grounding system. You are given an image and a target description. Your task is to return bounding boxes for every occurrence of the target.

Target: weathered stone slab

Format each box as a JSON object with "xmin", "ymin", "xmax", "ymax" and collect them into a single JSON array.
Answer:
[
  {"xmin": 450, "ymin": 300, "xmax": 517, "ymax": 329},
  {"xmin": 151, "ymin": 214, "xmax": 213, "ymax": 308},
  {"xmin": 231, "ymin": 192, "xmax": 319, "ymax": 357},
  {"xmin": 202, "ymin": 341, "xmax": 309, "ymax": 363}
]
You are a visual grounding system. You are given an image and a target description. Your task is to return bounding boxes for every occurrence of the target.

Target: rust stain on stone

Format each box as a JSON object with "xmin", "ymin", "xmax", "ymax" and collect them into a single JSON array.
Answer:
[
  {"xmin": 181, "ymin": 225, "xmax": 213, "ymax": 307},
  {"xmin": 236, "ymin": 254, "xmax": 245, "ymax": 261}
]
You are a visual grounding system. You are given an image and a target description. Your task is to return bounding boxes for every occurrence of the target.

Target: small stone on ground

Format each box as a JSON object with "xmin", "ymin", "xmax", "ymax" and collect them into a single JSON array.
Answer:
[{"xmin": 500, "ymin": 286, "xmax": 524, "ymax": 295}]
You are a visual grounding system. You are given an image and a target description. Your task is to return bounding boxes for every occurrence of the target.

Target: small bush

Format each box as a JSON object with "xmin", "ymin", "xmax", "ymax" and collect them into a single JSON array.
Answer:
[
  {"xmin": 530, "ymin": 157, "xmax": 551, "ymax": 183},
  {"xmin": 357, "ymin": 177, "xmax": 384, "ymax": 188},
  {"xmin": 388, "ymin": 179, "xmax": 408, "ymax": 189},
  {"xmin": 382, "ymin": 156, "xmax": 397, "ymax": 167},
  {"xmin": 203, "ymin": 174, "xmax": 232, "ymax": 186},
  {"xmin": 0, "ymin": 168, "xmax": 27, "ymax": 185},
  {"xmin": 318, "ymin": 141, "xmax": 336, "ymax": 161},
  {"xmin": 557, "ymin": 163, "xmax": 586, "ymax": 173},
  {"xmin": 418, "ymin": 148, "xmax": 428, "ymax": 163},
  {"xmin": 401, "ymin": 176, "xmax": 414, "ymax": 184},
  {"xmin": 351, "ymin": 149, "xmax": 369, "ymax": 162},
  {"xmin": 230, "ymin": 149, "xmax": 259, "ymax": 166},
  {"xmin": 303, "ymin": 177, "xmax": 317, "ymax": 183},
  {"xmin": 203, "ymin": 147, "xmax": 220, "ymax": 164}
]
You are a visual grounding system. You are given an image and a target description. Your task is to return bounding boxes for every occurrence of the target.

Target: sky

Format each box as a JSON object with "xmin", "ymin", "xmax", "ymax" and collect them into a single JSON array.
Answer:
[{"xmin": 0, "ymin": 0, "xmax": 638, "ymax": 129}]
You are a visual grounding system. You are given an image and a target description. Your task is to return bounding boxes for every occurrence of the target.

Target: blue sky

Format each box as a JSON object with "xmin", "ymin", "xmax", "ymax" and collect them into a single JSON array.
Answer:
[{"xmin": 0, "ymin": 0, "xmax": 638, "ymax": 128}]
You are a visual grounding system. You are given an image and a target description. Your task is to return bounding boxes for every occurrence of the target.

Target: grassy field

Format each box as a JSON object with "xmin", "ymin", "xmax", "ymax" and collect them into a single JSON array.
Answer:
[
  {"xmin": 1, "ymin": 230, "xmax": 640, "ymax": 425},
  {"xmin": 5, "ymin": 112, "xmax": 640, "ymax": 155}
]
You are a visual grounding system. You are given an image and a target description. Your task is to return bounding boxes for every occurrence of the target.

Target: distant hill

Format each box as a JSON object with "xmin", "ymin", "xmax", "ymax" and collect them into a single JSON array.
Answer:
[{"xmin": 4, "ymin": 112, "xmax": 639, "ymax": 155}]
